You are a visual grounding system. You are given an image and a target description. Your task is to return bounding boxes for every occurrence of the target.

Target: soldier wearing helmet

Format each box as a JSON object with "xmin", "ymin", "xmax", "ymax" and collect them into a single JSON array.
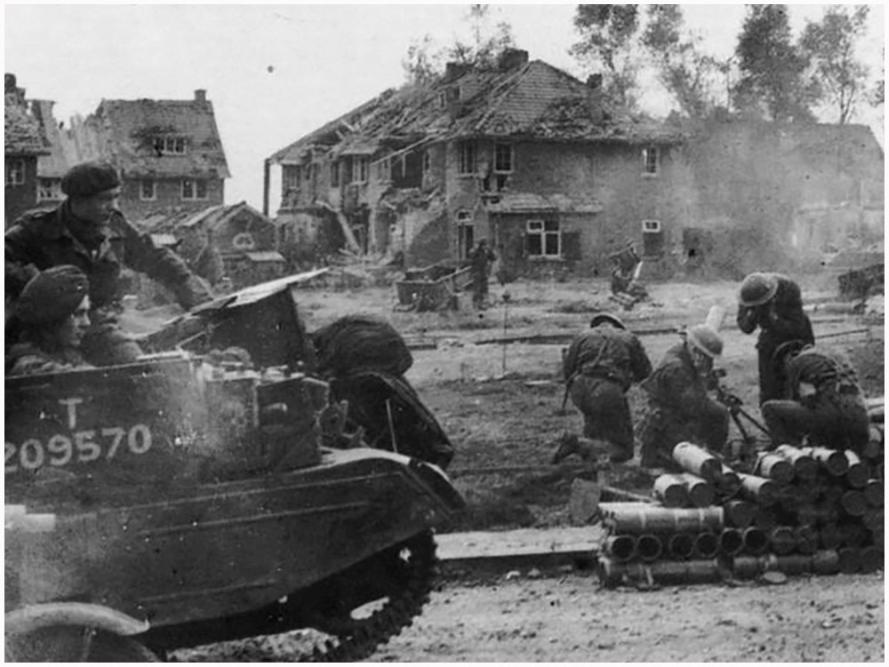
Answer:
[
  {"xmin": 6, "ymin": 265, "xmax": 94, "ymax": 376},
  {"xmin": 5, "ymin": 161, "xmax": 214, "ymax": 366},
  {"xmin": 637, "ymin": 324, "xmax": 730, "ymax": 470},
  {"xmin": 557, "ymin": 313, "xmax": 652, "ymax": 463},
  {"xmin": 761, "ymin": 340, "xmax": 869, "ymax": 454},
  {"xmin": 736, "ymin": 272, "xmax": 814, "ymax": 405}
]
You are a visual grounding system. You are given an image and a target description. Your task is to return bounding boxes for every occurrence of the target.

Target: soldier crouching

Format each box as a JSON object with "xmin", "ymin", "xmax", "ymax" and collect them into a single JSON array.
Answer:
[
  {"xmin": 559, "ymin": 313, "xmax": 652, "ymax": 464},
  {"xmin": 638, "ymin": 324, "xmax": 729, "ymax": 470}
]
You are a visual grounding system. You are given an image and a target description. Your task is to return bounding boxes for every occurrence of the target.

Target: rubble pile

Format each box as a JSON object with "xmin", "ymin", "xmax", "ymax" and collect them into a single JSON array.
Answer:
[{"xmin": 598, "ymin": 432, "xmax": 884, "ymax": 587}]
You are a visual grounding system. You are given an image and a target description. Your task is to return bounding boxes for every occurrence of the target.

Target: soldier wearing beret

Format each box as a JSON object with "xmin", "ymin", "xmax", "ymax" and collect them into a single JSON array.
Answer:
[
  {"xmin": 6, "ymin": 161, "xmax": 213, "ymax": 365},
  {"xmin": 7, "ymin": 265, "xmax": 94, "ymax": 375}
]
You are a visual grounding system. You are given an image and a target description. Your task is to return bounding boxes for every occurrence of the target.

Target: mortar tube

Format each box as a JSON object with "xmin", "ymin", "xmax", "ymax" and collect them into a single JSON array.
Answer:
[
  {"xmin": 667, "ymin": 533, "xmax": 695, "ymax": 560},
  {"xmin": 653, "ymin": 474, "xmax": 691, "ymax": 508},
  {"xmin": 755, "ymin": 452, "xmax": 795, "ymax": 484},
  {"xmin": 794, "ymin": 525, "xmax": 818, "ymax": 555},
  {"xmin": 819, "ymin": 523, "xmax": 843, "ymax": 550},
  {"xmin": 864, "ymin": 479, "xmax": 883, "ymax": 507},
  {"xmin": 811, "ymin": 549, "xmax": 840, "ymax": 575},
  {"xmin": 718, "ymin": 528, "xmax": 744, "ymax": 556},
  {"xmin": 676, "ymin": 472, "xmax": 716, "ymax": 508},
  {"xmin": 844, "ymin": 450, "xmax": 869, "ymax": 489},
  {"xmin": 840, "ymin": 490, "xmax": 868, "ymax": 517},
  {"xmin": 862, "ymin": 508, "xmax": 883, "ymax": 532},
  {"xmin": 837, "ymin": 547, "xmax": 862, "ymax": 574},
  {"xmin": 742, "ymin": 527, "xmax": 769, "ymax": 555},
  {"xmin": 859, "ymin": 546, "xmax": 883, "ymax": 574},
  {"xmin": 774, "ymin": 444, "xmax": 818, "ymax": 482},
  {"xmin": 737, "ymin": 473, "xmax": 779, "ymax": 507},
  {"xmin": 692, "ymin": 531, "xmax": 719, "ymax": 559},
  {"xmin": 805, "ymin": 446, "xmax": 849, "ymax": 476},
  {"xmin": 603, "ymin": 535, "xmax": 637, "ymax": 563},
  {"xmin": 636, "ymin": 533, "xmax": 664, "ymax": 562},
  {"xmin": 769, "ymin": 526, "xmax": 797, "ymax": 555},
  {"xmin": 716, "ymin": 465, "xmax": 741, "ymax": 499},
  {"xmin": 723, "ymin": 500, "xmax": 756, "ymax": 529},
  {"xmin": 672, "ymin": 442, "xmax": 722, "ymax": 482}
]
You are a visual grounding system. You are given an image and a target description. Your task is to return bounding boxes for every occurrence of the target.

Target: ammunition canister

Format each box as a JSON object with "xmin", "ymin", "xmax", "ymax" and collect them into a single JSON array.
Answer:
[
  {"xmin": 774, "ymin": 444, "xmax": 818, "ymax": 482},
  {"xmin": 819, "ymin": 523, "xmax": 843, "ymax": 550},
  {"xmin": 692, "ymin": 531, "xmax": 719, "ymax": 559},
  {"xmin": 599, "ymin": 557, "xmax": 722, "ymax": 587},
  {"xmin": 672, "ymin": 442, "xmax": 722, "ymax": 482},
  {"xmin": 732, "ymin": 555, "xmax": 762, "ymax": 579},
  {"xmin": 805, "ymin": 446, "xmax": 849, "ymax": 476},
  {"xmin": 837, "ymin": 547, "xmax": 862, "ymax": 574},
  {"xmin": 862, "ymin": 508, "xmax": 883, "ymax": 531},
  {"xmin": 653, "ymin": 474, "xmax": 690, "ymax": 508},
  {"xmin": 755, "ymin": 452, "xmax": 794, "ymax": 484},
  {"xmin": 863, "ymin": 479, "xmax": 883, "ymax": 508},
  {"xmin": 768, "ymin": 526, "xmax": 796, "ymax": 555},
  {"xmin": 869, "ymin": 527, "xmax": 883, "ymax": 550},
  {"xmin": 742, "ymin": 527, "xmax": 769, "ymax": 555},
  {"xmin": 667, "ymin": 533, "xmax": 695, "ymax": 560},
  {"xmin": 794, "ymin": 525, "xmax": 818, "ymax": 555},
  {"xmin": 811, "ymin": 549, "xmax": 840, "ymax": 575},
  {"xmin": 637, "ymin": 533, "xmax": 663, "ymax": 562},
  {"xmin": 753, "ymin": 506, "xmax": 778, "ymax": 530},
  {"xmin": 859, "ymin": 546, "xmax": 883, "ymax": 574},
  {"xmin": 603, "ymin": 534, "xmax": 637, "ymax": 563},
  {"xmin": 840, "ymin": 490, "xmax": 868, "ymax": 517},
  {"xmin": 678, "ymin": 472, "xmax": 716, "ymax": 508},
  {"xmin": 737, "ymin": 473, "xmax": 778, "ymax": 507},
  {"xmin": 839, "ymin": 522, "xmax": 868, "ymax": 548},
  {"xmin": 723, "ymin": 500, "xmax": 756, "ymax": 529},
  {"xmin": 716, "ymin": 465, "xmax": 741, "ymax": 499},
  {"xmin": 718, "ymin": 528, "xmax": 744, "ymax": 556},
  {"xmin": 844, "ymin": 451, "xmax": 869, "ymax": 489},
  {"xmin": 602, "ymin": 505, "xmax": 724, "ymax": 534},
  {"xmin": 764, "ymin": 553, "xmax": 812, "ymax": 576}
]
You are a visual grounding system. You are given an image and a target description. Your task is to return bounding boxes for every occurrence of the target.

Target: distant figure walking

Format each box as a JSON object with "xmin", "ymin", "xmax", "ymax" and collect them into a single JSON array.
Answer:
[{"xmin": 469, "ymin": 239, "xmax": 496, "ymax": 309}]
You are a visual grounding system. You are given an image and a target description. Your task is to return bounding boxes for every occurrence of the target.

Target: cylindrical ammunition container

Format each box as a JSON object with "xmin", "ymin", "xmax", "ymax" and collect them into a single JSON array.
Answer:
[
  {"xmin": 723, "ymin": 500, "xmax": 756, "ymax": 529},
  {"xmin": 812, "ymin": 549, "xmax": 840, "ymax": 575},
  {"xmin": 859, "ymin": 546, "xmax": 883, "ymax": 574},
  {"xmin": 862, "ymin": 508, "xmax": 883, "ymax": 531},
  {"xmin": 869, "ymin": 527, "xmax": 883, "ymax": 550},
  {"xmin": 837, "ymin": 547, "xmax": 861, "ymax": 574},
  {"xmin": 672, "ymin": 442, "xmax": 722, "ymax": 482},
  {"xmin": 732, "ymin": 555, "xmax": 762, "ymax": 579},
  {"xmin": 864, "ymin": 479, "xmax": 883, "ymax": 508},
  {"xmin": 796, "ymin": 504, "xmax": 817, "ymax": 527},
  {"xmin": 819, "ymin": 523, "xmax": 843, "ymax": 550},
  {"xmin": 716, "ymin": 465, "xmax": 741, "ymax": 499},
  {"xmin": 603, "ymin": 534, "xmax": 637, "ymax": 563},
  {"xmin": 777, "ymin": 485, "xmax": 802, "ymax": 513},
  {"xmin": 774, "ymin": 444, "xmax": 818, "ymax": 482},
  {"xmin": 653, "ymin": 474, "xmax": 690, "ymax": 508},
  {"xmin": 863, "ymin": 425, "xmax": 883, "ymax": 460},
  {"xmin": 840, "ymin": 490, "xmax": 868, "ymax": 517},
  {"xmin": 692, "ymin": 531, "xmax": 719, "ymax": 559},
  {"xmin": 719, "ymin": 528, "xmax": 744, "ymax": 556},
  {"xmin": 811, "ymin": 502, "xmax": 839, "ymax": 526},
  {"xmin": 806, "ymin": 446, "xmax": 849, "ymax": 476},
  {"xmin": 637, "ymin": 533, "xmax": 663, "ymax": 562},
  {"xmin": 756, "ymin": 452, "xmax": 794, "ymax": 484},
  {"xmin": 765, "ymin": 554, "xmax": 812, "ymax": 576},
  {"xmin": 742, "ymin": 527, "xmax": 769, "ymax": 555},
  {"xmin": 753, "ymin": 506, "xmax": 778, "ymax": 530},
  {"xmin": 818, "ymin": 485, "xmax": 844, "ymax": 506},
  {"xmin": 602, "ymin": 505, "xmax": 724, "ymax": 534},
  {"xmin": 677, "ymin": 472, "xmax": 716, "ymax": 508},
  {"xmin": 737, "ymin": 473, "xmax": 778, "ymax": 506},
  {"xmin": 794, "ymin": 525, "xmax": 818, "ymax": 555},
  {"xmin": 668, "ymin": 533, "xmax": 695, "ymax": 560},
  {"xmin": 769, "ymin": 526, "xmax": 797, "ymax": 555},
  {"xmin": 598, "ymin": 557, "xmax": 722, "ymax": 587},
  {"xmin": 845, "ymin": 451, "xmax": 869, "ymax": 489}
]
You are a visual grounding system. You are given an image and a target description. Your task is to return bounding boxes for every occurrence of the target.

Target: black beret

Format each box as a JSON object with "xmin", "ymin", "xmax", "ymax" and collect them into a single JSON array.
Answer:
[
  {"xmin": 61, "ymin": 161, "xmax": 120, "ymax": 198},
  {"xmin": 16, "ymin": 265, "xmax": 90, "ymax": 325}
]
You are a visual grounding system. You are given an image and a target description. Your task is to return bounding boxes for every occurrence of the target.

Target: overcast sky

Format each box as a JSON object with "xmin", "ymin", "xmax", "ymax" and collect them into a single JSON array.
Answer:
[{"xmin": 5, "ymin": 3, "xmax": 885, "ymax": 210}]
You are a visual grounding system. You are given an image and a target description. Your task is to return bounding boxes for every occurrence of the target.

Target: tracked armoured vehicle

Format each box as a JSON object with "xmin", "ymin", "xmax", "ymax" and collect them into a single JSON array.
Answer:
[{"xmin": 5, "ymin": 271, "xmax": 464, "ymax": 661}]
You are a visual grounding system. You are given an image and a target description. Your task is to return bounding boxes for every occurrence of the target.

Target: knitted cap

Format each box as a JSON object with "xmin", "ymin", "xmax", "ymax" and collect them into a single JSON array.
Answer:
[
  {"xmin": 61, "ymin": 161, "xmax": 120, "ymax": 198},
  {"xmin": 15, "ymin": 265, "xmax": 90, "ymax": 325}
]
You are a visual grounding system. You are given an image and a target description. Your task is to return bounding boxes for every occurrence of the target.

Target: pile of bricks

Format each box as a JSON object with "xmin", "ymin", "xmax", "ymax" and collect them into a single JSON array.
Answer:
[{"xmin": 597, "ymin": 427, "xmax": 884, "ymax": 587}]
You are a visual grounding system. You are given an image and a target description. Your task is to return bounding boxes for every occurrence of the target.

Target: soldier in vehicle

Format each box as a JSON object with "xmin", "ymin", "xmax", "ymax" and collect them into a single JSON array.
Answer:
[
  {"xmin": 637, "ymin": 324, "xmax": 729, "ymax": 470},
  {"xmin": 468, "ymin": 239, "xmax": 497, "ymax": 309},
  {"xmin": 6, "ymin": 161, "xmax": 213, "ymax": 366},
  {"xmin": 761, "ymin": 340, "xmax": 869, "ymax": 454},
  {"xmin": 556, "ymin": 313, "xmax": 652, "ymax": 464},
  {"xmin": 736, "ymin": 272, "xmax": 814, "ymax": 405},
  {"xmin": 6, "ymin": 265, "xmax": 93, "ymax": 376}
]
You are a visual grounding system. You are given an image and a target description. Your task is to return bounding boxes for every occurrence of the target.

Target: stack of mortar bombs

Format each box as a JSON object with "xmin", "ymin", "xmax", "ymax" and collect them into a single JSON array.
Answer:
[{"xmin": 598, "ymin": 429, "xmax": 884, "ymax": 588}]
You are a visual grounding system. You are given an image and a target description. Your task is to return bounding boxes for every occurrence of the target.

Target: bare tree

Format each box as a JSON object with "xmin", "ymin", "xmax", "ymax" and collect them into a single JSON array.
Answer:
[{"xmin": 800, "ymin": 5, "xmax": 871, "ymax": 124}]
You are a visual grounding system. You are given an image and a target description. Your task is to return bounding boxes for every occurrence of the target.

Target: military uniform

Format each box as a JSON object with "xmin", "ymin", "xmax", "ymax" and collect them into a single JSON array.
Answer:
[
  {"xmin": 6, "ymin": 203, "xmax": 210, "ymax": 365},
  {"xmin": 761, "ymin": 346, "xmax": 869, "ymax": 453},
  {"xmin": 468, "ymin": 242, "xmax": 496, "ymax": 308},
  {"xmin": 637, "ymin": 343, "xmax": 729, "ymax": 469},
  {"xmin": 7, "ymin": 342, "xmax": 92, "ymax": 376},
  {"xmin": 563, "ymin": 323, "xmax": 652, "ymax": 462},
  {"xmin": 736, "ymin": 273, "xmax": 814, "ymax": 405}
]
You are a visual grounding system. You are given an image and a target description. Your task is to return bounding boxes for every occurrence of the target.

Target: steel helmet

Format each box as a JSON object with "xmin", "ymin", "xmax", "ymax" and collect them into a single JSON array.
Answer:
[
  {"xmin": 590, "ymin": 313, "xmax": 626, "ymax": 330},
  {"xmin": 771, "ymin": 339, "xmax": 811, "ymax": 367},
  {"xmin": 739, "ymin": 272, "xmax": 778, "ymax": 307},
  {"xmin": 685, "ymin": 324, "xmax": 723, "ymax": 358}
]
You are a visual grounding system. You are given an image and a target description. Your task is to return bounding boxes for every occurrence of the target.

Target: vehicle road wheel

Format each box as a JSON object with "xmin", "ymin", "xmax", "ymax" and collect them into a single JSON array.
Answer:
[{"xmin": 5, "ymin": 626, "xmax": 158, "ymax": 662}]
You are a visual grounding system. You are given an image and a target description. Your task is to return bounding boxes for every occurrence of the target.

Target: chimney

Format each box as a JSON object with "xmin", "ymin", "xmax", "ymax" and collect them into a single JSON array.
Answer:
[
  {"xmin": 194, "ymin": 89, "xmax": 207, "ymax": 103},
  {"xmin": 498, "ymin": 48, "xmax": 529, "ymax": 71}
]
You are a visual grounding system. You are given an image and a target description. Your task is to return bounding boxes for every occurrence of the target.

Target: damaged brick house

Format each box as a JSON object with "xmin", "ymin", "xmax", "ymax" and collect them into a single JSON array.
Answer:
[
  {"xmin": 265, "ymin": 49, "xmax": 686, "ymax": 277},
  {"xmin": 5, "ymin": 74, "xmax": 49, "ymax": 225},
  {"xmin": 29, "ymin": 89, "xmax": 229, "ymax": 221}
]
